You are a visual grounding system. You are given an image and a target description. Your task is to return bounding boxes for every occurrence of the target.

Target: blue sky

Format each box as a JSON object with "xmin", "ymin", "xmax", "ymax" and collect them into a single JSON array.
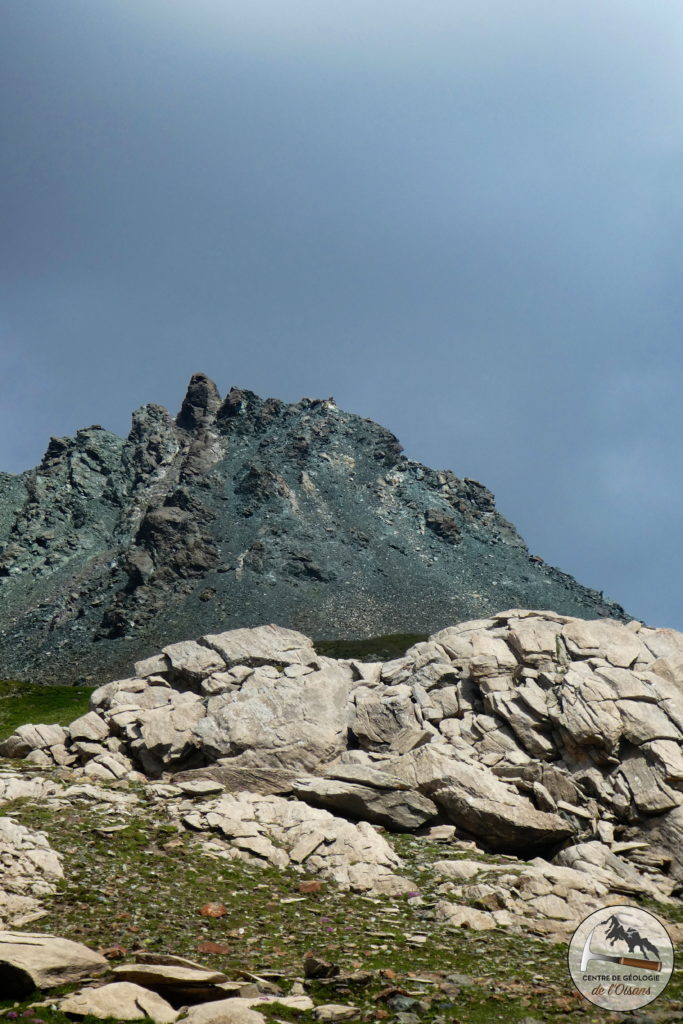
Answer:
[{"xmin": 2, "ymin": 1, "xmax": 683, "ymax": 627}]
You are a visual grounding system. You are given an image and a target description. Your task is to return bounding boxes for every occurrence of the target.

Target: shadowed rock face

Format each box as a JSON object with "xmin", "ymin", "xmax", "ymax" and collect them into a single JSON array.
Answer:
[{"xmin": 0, "ymin": 374, "xmax": 628, "ymax": 684}]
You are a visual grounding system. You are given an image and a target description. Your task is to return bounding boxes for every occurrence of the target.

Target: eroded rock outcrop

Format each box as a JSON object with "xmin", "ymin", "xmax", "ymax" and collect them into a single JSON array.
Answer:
[
  {"xmin": 4, "ymin": 612, "xmax": 683, "ymax": 911},
  {"xmin": 0, "ymin": 815, "xmax": 64, "ymax": 929}
]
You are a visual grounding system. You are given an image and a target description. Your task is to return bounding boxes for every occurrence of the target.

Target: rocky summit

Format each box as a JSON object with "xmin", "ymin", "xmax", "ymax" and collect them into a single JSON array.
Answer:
[{"xmin": 0, "ymin": 374, "xmax": 627, "ymax": 684}]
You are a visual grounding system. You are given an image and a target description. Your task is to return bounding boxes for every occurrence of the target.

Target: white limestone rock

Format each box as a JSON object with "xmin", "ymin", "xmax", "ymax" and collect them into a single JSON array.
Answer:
[
  {"xmin": 60, "ymin": 981, "xmax": 177, "ymax": 1022},
  {"xmin": 0, "ymin": 931, "xmax": 107, "ymax": 995}
]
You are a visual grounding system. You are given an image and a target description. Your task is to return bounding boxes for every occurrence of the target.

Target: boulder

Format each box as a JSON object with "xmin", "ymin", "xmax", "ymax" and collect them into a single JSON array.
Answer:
[
  {"xmin": 351, "ymin": 689, "xmax": 421, "ymax": 749},
  {"xmin": 201, "ymin": 624, "xmax": 316, "ymax": 667},
  {"xmin": 59, "ymin": 981, "xmax": 177, "ymax": 1021},
  {"xmin": 194, "ymin": 663, "xmax": 353, "ymax": 771},
  {"xmin": 134, "ymin": 653, "xmax": 171, "ymax": 677},
  {"xmin": 617, "ymin": 755, "xmax": 680, "ymax": 814},
  {"xmin": 561, "ymin": 618, "xmax": 647, "ymax": 668},
  {"xmin": 172, "ymin": 765, "xmax": 300, "ymax": 795},
  {"xmin": 0, "ymin": 931, "xmax": 107, "ymax": 996},
  {"xmin": 391, "ymin": 746, "xmax": 574, "ymax": 852},
  {"xmin": 134, "ymin": 697, "xmax": 207, "ymax": 774},
  {"xmin": 0, "ymin": 722, "xmax": 67, "ymax": 757},
  {"xmin": 292, "ymin": 776, "xmax": 438, "ymax": 830},
  {"xmin": 434, "ymin": 901, "xmax": 497, "ymax": 930},
  {"xmin": 314, "ymin": 1006, "xmax": 360, "ymax": 1022},
  {"xmin": 180, "ymin": 1000, "xmax": 265, "ymax": 1024},
  {"xmin": 68, "ymin": 711, "xmax": 109, "ymax": 742},
  {"xmin": 176, "ymin": 778, "xmax": 226, "ymax": 797},
  {"xmin": 162, "ymin": 640, "xmax": 226, "ymax": 683},
  {"xmin": 111, "ymin": 961, "xmax": 228, "ymax": 1002},
  {"xmin": 507, "ymin": 615, "xmax": 564, "ymax": 670}
]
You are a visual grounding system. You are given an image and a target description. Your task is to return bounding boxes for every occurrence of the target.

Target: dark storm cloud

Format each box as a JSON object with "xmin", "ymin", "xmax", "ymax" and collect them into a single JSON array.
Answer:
[{"xmin": 2, "ymin": 1, "xmax": 682, "ymax": 626}]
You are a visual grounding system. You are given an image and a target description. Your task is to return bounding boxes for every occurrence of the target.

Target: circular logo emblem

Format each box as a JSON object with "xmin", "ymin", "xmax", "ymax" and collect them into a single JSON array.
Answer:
[{"xmin": 568, "ymin": 905, "xmax": 674, "ymax": 1011}]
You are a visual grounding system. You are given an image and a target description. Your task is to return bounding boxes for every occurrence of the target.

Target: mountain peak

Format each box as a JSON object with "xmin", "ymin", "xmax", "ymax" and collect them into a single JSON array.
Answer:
[
  {"xmin": 176, "ymin": 373, "xmax": 222, "ymax": 431},
  {"xmin": 0, "ymin": 382, "xmax": 628, "ymax": 684}
]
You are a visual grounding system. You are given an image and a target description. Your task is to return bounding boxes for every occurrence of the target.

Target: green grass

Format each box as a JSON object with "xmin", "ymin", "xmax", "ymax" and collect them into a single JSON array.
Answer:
[
  {"xmin": 315, "ymin": 633, "xmax": 427, "ymax": 662},
  {"xmin": 3, "ymin": 785, "xmax": 682, "ymax": 1023},
  {"xmin": 0, "ymin": 681, "xmax": 93, "ymax": 740}
]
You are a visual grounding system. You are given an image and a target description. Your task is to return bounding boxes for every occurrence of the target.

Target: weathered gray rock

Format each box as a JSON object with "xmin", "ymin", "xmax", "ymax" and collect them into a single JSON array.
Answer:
[
  {"xmin": 390, "ymin": 745, "xmax": 573, "ymax": 852},
  {"xmin": 507, "ymin": 615, "xmax": 564, "ymax": 670},
  {"xmin": 172, "ymin": 765, "xmax": 300, "ymax": 795},
  {"xmin": 68, "ymin": 711, "xmax": 109, "ymax": 742},
  {"xmin": 194, "ymin": 662, "xmax": 354, "ymax": 771},
  {"xmin": 0, "ymin": 774, "xmax": 61, "ymax": 805},
  {"xmin": 134, "ymin": 653, "xmax": 171, "ymax": 677},
  {"xmin": 561, "ymin": 618, "xmax": 647, "ymax": 667},
  {"xmin": 111, "ymin": 961, "xmax": 228, "ymax": 1001},
  {"xmin": 11, "ymin": 607, "xmax": 683, "ymax": 904},
  {"xmin": 434, "ymin": 901, "xmax": 497, "ymax": 930},
  {"xmin": 313, "ymin": 1006, "xmax": 360, "ymax": 1022},
  {"xmin": 292, "ymin": 776, "xmax": 438, "ymax": 830},
  {"xmin": 553, "ymin": 841, "xmax": 673, "ymax": 901},
  {"xmin": 201, "ymin": 624, "xmax": 317, "ymax": 668},
  {"xmin": 0, "ymin": 815, "xmax": 64, "ymax": 928},
  {"xmin": 0, "ymin": 931, "xmax": 107, "ymax": 996},
  {"xmin": 184, "ymin": 791, "xmax": 414, "ymax": 892},
  {"xmin": 0, "ymin": 722, "xmax": 66, "ymax": 757},
  {"xmin": 351, "ymin": 688, "xmax": 421, "ymax": 749},
  {"xmin": 133, "ymin": 696, "xmax": 207, "ymax": 774},
  {"xmin": 617, "ymin": 755, "xmax": 680, "ymax": 814},
  {"xmin": 321, "ymin": 763, "xmax": 413, "ymax": 790},
  {"xmin": 175, "ymin": 778, "xmax": 225, "ymax": 797},
  {"xmin": 59, "ymin": 981, "xmax": 178, "ymax": 1022},
  {"xmin": 433, "ymin": 859, "xmax": 490, "ymax": 881},
  {"xmin": 180, "ymin": 999, "xmax": 265, "ymax": 1024},
  {"xmin": 162, "ymin": 639, "xmax": 226, "ymax": 682}
]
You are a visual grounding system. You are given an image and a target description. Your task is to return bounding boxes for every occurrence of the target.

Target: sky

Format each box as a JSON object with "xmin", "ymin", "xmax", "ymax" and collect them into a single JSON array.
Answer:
[{"xmin": 1, "ymin": 1, "xmax": 683, "ymax": 629}]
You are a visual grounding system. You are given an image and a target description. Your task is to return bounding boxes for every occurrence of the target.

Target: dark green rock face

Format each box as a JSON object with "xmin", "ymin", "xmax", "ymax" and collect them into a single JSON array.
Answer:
[{"xmin": 0, "ymin": 375, "xmax": 627, "ymax": 684}]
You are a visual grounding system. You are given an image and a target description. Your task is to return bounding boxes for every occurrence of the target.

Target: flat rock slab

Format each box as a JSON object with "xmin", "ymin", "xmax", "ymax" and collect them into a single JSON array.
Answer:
[
  {"xmin": 175, "ymin": 779, "xmax": 226, "ymax": 797},
  {"xmin": 0, "ymin": 930, "xmax": 107, "ymax": 996},
  {"xmin": 321, "ymin": 763, "xmax": 412, "ymax": 790},
  {"xmin": 112, "ymin": 962, "xmax": 228, "ymax": 993},
  {"xmin": 172, "ymin": 766, "xmax": 300, "ymax": 795},
  {"xmin": 292, "ymin": 776, "xmax": 438, "ymax": 831},
  {"xmin": 201, "ymin": 624, "xmax": 316, "ymax": 668},
  {"xmin": 60, "ymin": 981, "xmax": 178, "ymax": 1021},
  {"xmin": 313, "ymin": 1005, "xmax": 361, "ymax": 1021},
  {"xmin": 215, "ymin": 996, "xmax": 314, "ymax": 1012},
  {"xmin": 180, "ymin": 999, "xmax": 266, "ymax": 1024},
  {"xmin": 435, "ymin": 901, "xmax": 498, "ymax": 931}
]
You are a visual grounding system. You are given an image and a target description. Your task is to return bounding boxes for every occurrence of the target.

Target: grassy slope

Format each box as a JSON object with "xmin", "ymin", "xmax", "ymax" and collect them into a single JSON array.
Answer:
[
  {"xmin": 316, "ymin": 634, "xmax": 427, "ymax": 662},
  {"xmin": 2, "ymin": 781, "xmax": 683, "ymax": 1023},
  {"xmin": 0, "ymin": 681, "xmax": 93, "ymax": 741}
]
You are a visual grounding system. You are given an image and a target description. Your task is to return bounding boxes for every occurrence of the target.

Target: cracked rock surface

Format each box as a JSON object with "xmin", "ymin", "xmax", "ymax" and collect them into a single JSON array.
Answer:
[{"xmin": 4, "ymin": 611, "xmax": 683, "ymax": 925}]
